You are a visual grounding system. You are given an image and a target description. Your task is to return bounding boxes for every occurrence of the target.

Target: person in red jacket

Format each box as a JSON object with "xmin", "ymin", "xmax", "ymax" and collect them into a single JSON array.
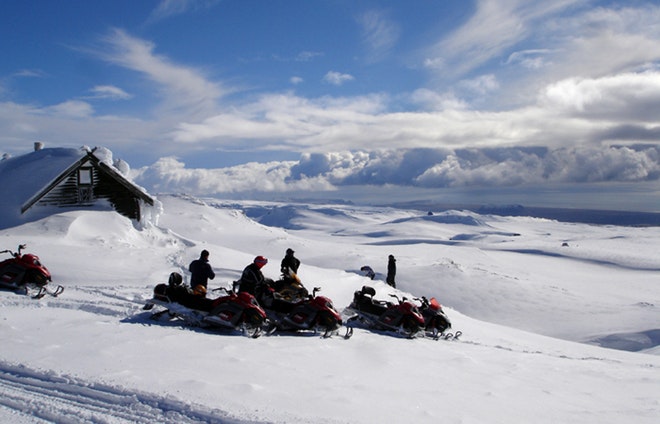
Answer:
[{"xmin": 235, "ymin": 256, "xmax": 268, "ymax": 296}]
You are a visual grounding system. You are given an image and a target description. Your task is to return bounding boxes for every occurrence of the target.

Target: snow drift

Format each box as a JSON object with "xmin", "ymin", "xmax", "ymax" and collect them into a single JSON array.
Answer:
[{"xmin": 0, "ymin": 193, "xmax": 658, "ymax": 423}]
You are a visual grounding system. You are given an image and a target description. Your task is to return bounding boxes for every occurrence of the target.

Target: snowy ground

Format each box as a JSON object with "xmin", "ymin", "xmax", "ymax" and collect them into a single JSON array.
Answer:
[{"xmin": 0, "ymin": 194, "xmax": 658, "ymax": 423}]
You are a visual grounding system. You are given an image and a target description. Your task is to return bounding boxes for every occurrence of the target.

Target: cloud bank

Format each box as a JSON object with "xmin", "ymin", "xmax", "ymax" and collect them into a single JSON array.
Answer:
[{"xmin": 133, "ymin": 144, "xmax": 660, "ymax": 196}]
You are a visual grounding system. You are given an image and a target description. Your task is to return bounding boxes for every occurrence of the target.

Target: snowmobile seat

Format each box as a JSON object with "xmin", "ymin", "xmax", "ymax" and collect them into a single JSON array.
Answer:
[
  {"xmin": 259, "ymin": 288, "xmax": 297, "ymax": 313},
  {"xmin": 0, "ymin": 262, "xmax": 26, "ymax": 286},
  {"xmin": 352, "ymin": 286, "xmax": 389, "ymax": 316},
  {"xmin": 360, "ymin": 286, "xmax": 376, "ymax": 297},
  {"xmin": 180, "ymin": 295, "xmax": 214, "ymax": 312},
  {"xmin": 168, "ymin": 272, "xmax": 183, "ymax": 286},
  {"xmin": 153, "ymin": 283, "xmax": 170, "ymax": 302}
]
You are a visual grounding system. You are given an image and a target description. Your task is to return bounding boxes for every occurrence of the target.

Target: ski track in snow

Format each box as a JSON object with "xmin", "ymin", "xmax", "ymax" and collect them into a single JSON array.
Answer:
[
  {"xmin": 0, "ymin": 287, "xmax": 244, "ymax": 423},
  {"xmin": 2, "ymin": 284, "xmax": 658, "ymax": 424},
  {"xmin": 0, "ymin": 361, "xmax": 248, "ymax": 424}
]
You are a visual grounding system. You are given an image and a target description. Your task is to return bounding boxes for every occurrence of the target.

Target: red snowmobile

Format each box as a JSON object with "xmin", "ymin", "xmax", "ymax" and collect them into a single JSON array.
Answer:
[
  {"xmin": 0, "ymin": 244, "xmax": 63, "ymax": 298},
  {"xmin": 258, "ymin": 275, "xmax": 352, "ymax": 338},
  {"xmin": 143, "ymin": 272, "xmax": 267, "ymax": 338},
  {"xmin": 344, "ymin": 286, "xmax": 426, "ymax": 338},
  {"xmin": 413, "ymin": 296, "xmax": 459, "ymax": 340}
]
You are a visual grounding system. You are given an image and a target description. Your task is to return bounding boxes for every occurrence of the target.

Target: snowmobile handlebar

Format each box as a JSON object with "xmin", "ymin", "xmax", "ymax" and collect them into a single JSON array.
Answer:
[
  {"xmin": 1, "ymin": 244, "xmax": 27, "ymax": 258},
  {"xmin": 1, "ymin": 248, "xmax": 19, "ymax": 258},
  {"xmin": 413, "ymin": 296, "xmax": 430, "ymax": 306},
  {"xmin": 389, "ymin": 293, "xmax": 409, "ymax": 304},
  {"xmin": 212, "ymin": 286, "xmax": 236, "ymax": 295}
]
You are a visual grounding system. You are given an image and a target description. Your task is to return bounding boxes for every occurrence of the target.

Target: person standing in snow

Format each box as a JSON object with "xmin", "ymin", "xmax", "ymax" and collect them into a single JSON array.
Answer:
[
  {"xmin": 280, "ymin": 248, "xmax": 300, "ymax": 276},
  {"xmin": 386, "ymin": 254, "xmax": 396, "ymax": 288},
  {"xmin": 188, "ymin": 249, "xmax": 215, "ymax": 296}
]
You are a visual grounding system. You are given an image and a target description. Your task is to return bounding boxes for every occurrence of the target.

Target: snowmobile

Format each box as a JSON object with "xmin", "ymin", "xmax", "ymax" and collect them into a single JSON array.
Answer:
[
  {"xmin": 344, "ymin": 286, "xmax": 426, "ymax": 338},
  {"xmin": 0, "ymin": 244, "xmax": 64, "ymax": 298},
  {"xmin": 143, "ymin": 272, "xmax": 267, "ymax": 338},
  {"xmin": 262, "ymin": 270, "xmax": 309, "ymax": 302},
  {"xmin": 259, "ymin": 280, "xmax": 352, "ymax": 339},
  {"xmin": 413, "ymin": 296, "xmax": 456, "ymax": 340}
]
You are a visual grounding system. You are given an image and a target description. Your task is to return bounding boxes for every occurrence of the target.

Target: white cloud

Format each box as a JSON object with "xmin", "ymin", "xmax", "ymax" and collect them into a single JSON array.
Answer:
[
  {"xmin": 357, "ymin": 9, "xmax": 400, "ymax": 63},
  {"xmin": 323, "ymin": 71, "xmax": 355, "ymax": 86},
  {"xmin": 100, "ymin": 28, "xmax": 225, "ymax": 118},
  {"xmin": 147, "ymin": 0, "xmax": 220, "ymax": 23},
  {"xmin": 295, "ymin": 51, "xmax": 323, "ymax": 62},
  {"xmin": 549, "ymin": 6, "xmax": 660, "ymax": 80},
  {"xmin": 458, "ymin": 74, "xmax": 500, "ymax": 95},
  {"xmin": 423, "ymin": 0, "xmax": 568, "ymax": 77},
  {"xmin": 87, "ymin": 85, "xmax": 132, "ymax": 100},
  {"xmin": 506, "ymin": 49, "xmax": 553, "ymax": 69},
  {"xmin": 134, "ymin": 145, "xmax": 660, "ymax": 196},
  {"xmin": 13, "ymin": 69, "xmax": 47, "ymax": 78},
  {"xmin": 171, "ymin": 92, "xmax": 388, "ymax": 148},
  {"xmin": 541, "ymin": 72, "xmax": 660, "ymax": 121},
  {"xmin": 290, "ymin": 76, "xmax": 303, "ymax": 85},
  {"xmin": 47, "ymin": 100, "xmax": 94, "ymax": 118},
  {"xmin": 409, "ymin": 89, "xmax": 468, "ymax": 111},
  {"xmin": 163, "ymin": 65, "xmax": 660, "ymax": 154},
  {"xmin": 134, "ymin": 156, "xmax": 334, "ymax": 194}
]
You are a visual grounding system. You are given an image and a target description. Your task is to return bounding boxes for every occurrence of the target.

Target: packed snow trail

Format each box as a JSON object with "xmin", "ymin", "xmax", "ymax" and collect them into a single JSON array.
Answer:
[{"xmin": 0, "ymin": 361, "xmax": 248, "ymax": 424}]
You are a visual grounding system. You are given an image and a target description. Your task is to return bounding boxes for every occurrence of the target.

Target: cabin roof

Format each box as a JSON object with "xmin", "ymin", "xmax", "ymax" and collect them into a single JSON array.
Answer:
[{"xmin": 0, "ymin": 147, "xmax": 154, "ymax": 216}]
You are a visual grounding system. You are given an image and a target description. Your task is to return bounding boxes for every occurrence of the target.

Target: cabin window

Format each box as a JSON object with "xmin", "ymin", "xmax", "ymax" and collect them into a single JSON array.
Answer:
[
  {"xmin": 77, "ymin": 167, "xmax": 94, "ymax": 203},
  {"xmin": 78, "ymin": 167, "xmax": 93, "ymax": 185}
]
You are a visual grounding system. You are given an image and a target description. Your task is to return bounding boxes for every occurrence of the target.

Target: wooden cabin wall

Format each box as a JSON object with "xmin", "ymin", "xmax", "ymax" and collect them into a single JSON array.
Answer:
[
  {"xmin": 95, "ymin": 172, "xmax": 141, "ymax": 220},
  {"xmin": 35, "ymin": 166, "xmax": 141, "ymax": 220},
  {"xmin": 35, "ymin": 169, "xmax": 96, "ymax": 207}
]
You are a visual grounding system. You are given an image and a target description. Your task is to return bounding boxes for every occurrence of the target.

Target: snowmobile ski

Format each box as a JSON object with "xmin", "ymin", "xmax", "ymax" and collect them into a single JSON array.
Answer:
[{"xmin": 31, "ymin": 284, "xmax": 64, "ymax": 299}]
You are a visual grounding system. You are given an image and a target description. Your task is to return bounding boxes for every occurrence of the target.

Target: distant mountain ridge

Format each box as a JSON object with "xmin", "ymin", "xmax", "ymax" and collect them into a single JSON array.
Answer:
[{"xmin": 392, "ymin": 202, "xmax": 660, "ymax": 227}]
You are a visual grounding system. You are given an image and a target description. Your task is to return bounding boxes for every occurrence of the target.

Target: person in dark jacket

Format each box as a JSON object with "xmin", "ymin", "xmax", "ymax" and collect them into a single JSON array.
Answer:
[
  {"xmin": 188, "ymin": 249, "xmax": 215, "ymax": 296},
  {"xmin": 280, "ymin": 248, "xmax": 300, "ymax": 276},
  {"xmin": 386, "ymin": 254, "xmax": 396, "ymax": 288},
  {"xmin": 236, "ymin": 256, "xmax": 268, "ymax": 296}
]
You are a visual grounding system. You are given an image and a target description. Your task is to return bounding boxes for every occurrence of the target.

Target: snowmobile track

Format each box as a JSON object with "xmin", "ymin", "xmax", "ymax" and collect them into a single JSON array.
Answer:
[{"xmin": 0, "ymin": 361, "xmax": 243, "ymax": 424}]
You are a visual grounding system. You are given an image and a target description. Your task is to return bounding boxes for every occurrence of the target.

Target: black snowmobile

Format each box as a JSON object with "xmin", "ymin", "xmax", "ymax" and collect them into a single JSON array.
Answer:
[{"xmin": 143, "ymin": 272, "xmax": 267, "ymax": 338}]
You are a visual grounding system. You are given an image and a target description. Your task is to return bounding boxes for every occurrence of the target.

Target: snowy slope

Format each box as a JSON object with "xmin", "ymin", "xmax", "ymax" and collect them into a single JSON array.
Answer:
[{"xmin": 0, "ymin": 194, "xmax": 658, "ymax": 423}]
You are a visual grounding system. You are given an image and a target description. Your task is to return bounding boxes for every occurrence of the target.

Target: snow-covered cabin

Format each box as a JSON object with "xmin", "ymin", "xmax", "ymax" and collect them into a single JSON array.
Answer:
[{"xmin": 0, "ymin": 146, "xmax": 155, "ymax": 228}]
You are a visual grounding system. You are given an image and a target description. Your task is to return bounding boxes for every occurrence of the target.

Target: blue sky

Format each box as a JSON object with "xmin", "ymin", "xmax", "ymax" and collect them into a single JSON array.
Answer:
[{"xmin": 1, "ymin": 0, "xmax": 660, "ymax": 211}]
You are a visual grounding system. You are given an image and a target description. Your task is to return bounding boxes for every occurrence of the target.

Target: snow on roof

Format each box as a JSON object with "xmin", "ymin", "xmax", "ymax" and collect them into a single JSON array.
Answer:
[{"xmin": 0, "ymin": 148, "xmax": 87, "ymax": 222}]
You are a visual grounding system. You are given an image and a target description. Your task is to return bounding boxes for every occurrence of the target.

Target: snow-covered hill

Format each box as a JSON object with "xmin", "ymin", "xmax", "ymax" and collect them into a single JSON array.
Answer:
[{"xmin": 0, "ymin": 194, "xmax": 658, "ymax": 423}]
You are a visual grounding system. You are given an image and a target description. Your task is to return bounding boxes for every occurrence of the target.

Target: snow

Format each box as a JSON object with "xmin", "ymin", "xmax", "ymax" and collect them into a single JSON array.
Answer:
[
  {"xmin": 0, "ymin": 148, "xmax": 87, "ymax": 227},
  {"xmin": 0, "ymin": 158, "xmax": 659, "ymax": 423}
]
